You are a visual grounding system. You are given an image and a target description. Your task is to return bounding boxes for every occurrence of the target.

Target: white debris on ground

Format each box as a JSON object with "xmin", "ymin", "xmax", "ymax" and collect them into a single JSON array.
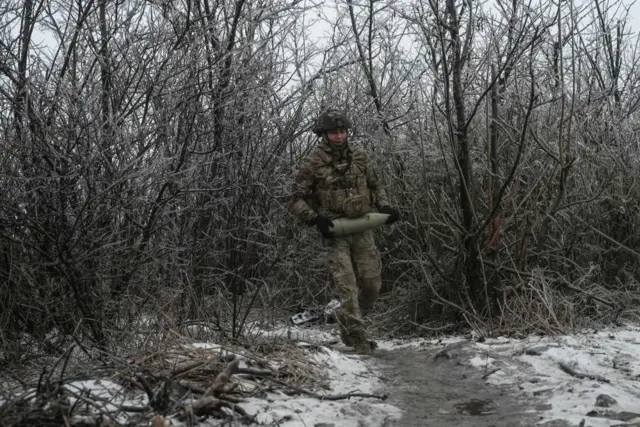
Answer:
[{"xmin": 459, "ymin": 325, "xmax": 640, "ymax": 426}]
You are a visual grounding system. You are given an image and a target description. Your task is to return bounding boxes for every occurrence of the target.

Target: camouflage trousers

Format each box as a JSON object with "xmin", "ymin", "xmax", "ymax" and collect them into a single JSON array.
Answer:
[{"xmin": 326, "ymin": 229, "xmax": 381, "ymax": 346}]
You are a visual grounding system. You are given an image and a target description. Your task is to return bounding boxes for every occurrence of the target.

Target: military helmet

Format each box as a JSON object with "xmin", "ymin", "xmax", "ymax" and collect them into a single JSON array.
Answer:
[{"xmin": 312, "ymin": 109, "xmax": 351, "ymax": 135}]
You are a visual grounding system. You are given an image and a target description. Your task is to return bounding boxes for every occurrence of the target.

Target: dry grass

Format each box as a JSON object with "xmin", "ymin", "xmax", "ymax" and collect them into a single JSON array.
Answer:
[{"xmin": 0, "ymin": 325, "xmax": 331, "ymax": 426}]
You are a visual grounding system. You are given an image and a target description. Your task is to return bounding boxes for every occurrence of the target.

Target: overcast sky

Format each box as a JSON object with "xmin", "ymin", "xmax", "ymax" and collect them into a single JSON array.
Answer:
[{"xmin": 21, "ymin": 0, "xmax": 640, "ymax": 66}]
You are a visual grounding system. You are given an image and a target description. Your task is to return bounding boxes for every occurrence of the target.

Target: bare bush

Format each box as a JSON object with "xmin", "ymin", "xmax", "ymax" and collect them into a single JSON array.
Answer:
[{"xmin": 2, "ymin": 0, "xmax": 640, "ymax": 370}]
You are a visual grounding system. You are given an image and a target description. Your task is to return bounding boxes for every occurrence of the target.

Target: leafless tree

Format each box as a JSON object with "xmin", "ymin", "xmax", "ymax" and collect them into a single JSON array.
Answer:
[{"xmin": 3, "ymin": 0, "xmax": 640, "ymax": 362}]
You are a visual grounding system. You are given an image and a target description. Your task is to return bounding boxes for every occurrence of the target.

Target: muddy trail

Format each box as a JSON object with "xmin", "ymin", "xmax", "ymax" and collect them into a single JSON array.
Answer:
[{"xmin": 373, "ymin": 342, "xmax": 568, "ymax": 427}]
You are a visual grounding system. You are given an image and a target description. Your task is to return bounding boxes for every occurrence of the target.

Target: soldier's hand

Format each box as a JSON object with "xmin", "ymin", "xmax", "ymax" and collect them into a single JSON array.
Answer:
[
  {"xmin": 311, "ymin": 215, "xmax": 334, "ymax": 238},
  {"xmin": 378, "ymin": 205, "xmax": 400, "ymax": 224}
]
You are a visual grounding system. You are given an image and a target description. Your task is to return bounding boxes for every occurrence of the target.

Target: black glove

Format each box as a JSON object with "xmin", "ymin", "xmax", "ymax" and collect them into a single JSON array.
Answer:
[
  {"xmin": 309, "ymin": 215, "xmax": 334, "ymax": 238},
  {"xmin": 378, "ymin": 205, "xmax": 400, "ymax": 224}
]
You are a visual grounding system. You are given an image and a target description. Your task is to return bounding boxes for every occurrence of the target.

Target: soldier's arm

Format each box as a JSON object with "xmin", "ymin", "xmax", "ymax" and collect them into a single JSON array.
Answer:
[
  {"xmin": 288, "ymin": 159, "xmax": 318, "ymax": 224},
  {"xmin": 365, "ymin": 152, "xmax": 390, "ymax": 207}
]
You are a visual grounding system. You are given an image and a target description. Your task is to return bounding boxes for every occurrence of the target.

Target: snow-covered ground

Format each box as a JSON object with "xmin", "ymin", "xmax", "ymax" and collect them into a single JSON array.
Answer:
[
  {"xmin": 3, "ymin": 323, "xmax": 639, "ymax": 426},
  {"xmin": 287, "ymin": 323, "xmax": 640, "ymax": 426},
  {"xmin": 245, "ymin": 323, "xmax": 635, "ymax": 426},
  {"xmin": 237, "ymin": 345, "xmax": 401, "ymax": 426},
  {"xmin": 240, "ymin": 324, "xmax": 402, "ymax": 427},
  {"xmin": 371, "ymin": 324, "xmax": 640, "ymax": 426},
  {"xmin": 4, "ymin": 324, "xmax": 401, "ymax": 427},
  {"xmin": 462, "ymin": 326, "xmax": 640, "ymax": 426}
]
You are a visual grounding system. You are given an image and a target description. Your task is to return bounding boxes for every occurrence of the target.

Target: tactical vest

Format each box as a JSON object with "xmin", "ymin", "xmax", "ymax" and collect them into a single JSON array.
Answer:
[{"xmin": 311, "ymin": 147, "xmax": 375, "ymax": 218}]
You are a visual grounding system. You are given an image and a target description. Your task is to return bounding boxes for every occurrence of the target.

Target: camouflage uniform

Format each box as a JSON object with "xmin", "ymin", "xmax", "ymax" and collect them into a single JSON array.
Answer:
[{"xmin": 289, "ymin": 111, "xmax": 390, "ymax": 353}]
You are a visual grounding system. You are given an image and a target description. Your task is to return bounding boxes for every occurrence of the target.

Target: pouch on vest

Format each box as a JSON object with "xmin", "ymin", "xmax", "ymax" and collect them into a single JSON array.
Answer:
[{"xmin": 342, "ymin": 193, "xmax": 372, "ymax": 218}]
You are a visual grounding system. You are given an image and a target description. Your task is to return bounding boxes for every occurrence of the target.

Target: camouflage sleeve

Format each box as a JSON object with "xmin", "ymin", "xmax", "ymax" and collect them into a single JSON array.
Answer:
[
  {"xmin": 365, "ymin": 151, "xmax": 390, "ymax": 207},
  {"xmin": 288, "ymin": 158, "xmax": 317, "ymax": 224}
]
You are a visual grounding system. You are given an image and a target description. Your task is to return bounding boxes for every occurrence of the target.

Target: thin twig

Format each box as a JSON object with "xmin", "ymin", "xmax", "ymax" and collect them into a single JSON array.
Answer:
[
  {"xmin": 408, "ymin": 320, "xmax": 457, "ymax": 332},
  {"xmin": 267, "ymin": 377, "xmax": 387, "ymax": 401},
  {"xmin": 482, "ymin": 368, "xmax": 501, "ymax": 379},
  {"xmin": 559, "ymin": 362, "xmax": 610, "ymax": 383}
]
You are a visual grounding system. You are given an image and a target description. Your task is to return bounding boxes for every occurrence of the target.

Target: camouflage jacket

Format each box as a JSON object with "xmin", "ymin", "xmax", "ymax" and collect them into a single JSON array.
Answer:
[{"xmin": 289, "ymin": 141, "xmax": 389, "ymax": 223}]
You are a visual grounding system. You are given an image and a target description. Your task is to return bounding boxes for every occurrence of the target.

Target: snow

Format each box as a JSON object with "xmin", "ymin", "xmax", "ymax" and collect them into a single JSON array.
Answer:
[
  {"xmin": 249, "ymin": 323, "xmax": 338, "ymax": 344},
  {"xmin": 468, "ymin": 354, "xmax": 496, "ymax": 368},
  {"xmin": 163, "ymin": 323, "xmax": 401, "ymax": 426},
  {"xmin": 239, "ymin": 345, "xmax": 402, "ymax": 427},
  {"xmin": 63, "ymin": 379, "xmax": 148, "ymax": 423},
  {"xmin": 464, "ymin": 325, "xmax": 640, "ymax": 426},
  {"xmin": 242, "ymin": 396, "xmax": 400, "ymax": 427},
  {"xmin": 375, "ymin": 335, "xmax": 466, "ymax": 351},
  {"xmin": 4, "ymin": 320, "xmax": 640, "ymax": 426},
  {"xmin": 311, "ymin": 346, "xmax": 377, "ymax": 395},
  {"xmin": 0, "ymin": 321, "xmax": 401, "ymax": 426},
  {"xmin": 244, "ymin": 323, "xmax": 637, "ymax": 426},
  {"xmin": 183, "ymin": 342, "xmax": 223, "ymax": 350},
  {"xmin": 226, "ymin": 323, "xmax": 403, "ymax": 426}
]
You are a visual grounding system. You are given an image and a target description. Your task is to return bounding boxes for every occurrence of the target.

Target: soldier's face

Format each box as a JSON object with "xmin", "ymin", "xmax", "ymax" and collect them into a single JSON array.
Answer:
[{"xmin": 326, "ymin": 129, "xmax": 347, "ymax": 143}]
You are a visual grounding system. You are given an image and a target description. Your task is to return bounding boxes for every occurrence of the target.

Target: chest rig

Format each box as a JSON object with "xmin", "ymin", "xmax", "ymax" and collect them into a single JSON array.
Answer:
[{"xmin": 329, "ymin": 149, "xmax": 372, "ymax": 218}]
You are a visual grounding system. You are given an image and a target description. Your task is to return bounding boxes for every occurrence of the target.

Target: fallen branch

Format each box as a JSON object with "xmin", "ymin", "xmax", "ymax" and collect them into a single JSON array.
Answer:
[
  {"xmin": 120, "ymin": 404, "xmax": 149, "ymax": 413},
  {"xmin": 178, "ymin": 380, "xmax": 206, "ymax": 395},
  {"xmin": 171, "ymin": 360, "xmax": 205, "ymax": 377},
  {"xmin": 206, "ymin": 359, "xmax": 240, "ymax": 396},
  {"xmin": 559, "ymin": 362, "xmax": 610, "ymax": 383},
  {"xmin": 267, "ymin": 377, "xmax": 387, "ymax": 401},
  {"xmin": 177, "ymin": 380, "xmax": 243, "ymax": 404},
  {"xmin": 236, "ymin": 367, "xmax": 276, "ymax": 377},
  {"xmin": 482, "ymin": 368, "xmax": 501, "ymax": 379}
]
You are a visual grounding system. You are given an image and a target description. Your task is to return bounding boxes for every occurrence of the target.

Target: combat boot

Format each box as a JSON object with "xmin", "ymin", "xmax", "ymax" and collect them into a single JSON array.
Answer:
[
  {"xmin": 353, "ymin": 339, "xmax": 373, "ymax": 356},
  {"xmin": 339, "ymin": 326, "xmax": 378, "ymax": 349},
  {"xmin": 339, "ymin": 325, "xmax": 353, "ymax": 346}
]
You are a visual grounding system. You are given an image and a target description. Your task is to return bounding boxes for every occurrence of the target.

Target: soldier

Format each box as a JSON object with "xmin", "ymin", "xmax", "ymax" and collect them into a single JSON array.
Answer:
[{"xmin": 288, "ymin": 108, "xmax": 400, "ymax": 355}]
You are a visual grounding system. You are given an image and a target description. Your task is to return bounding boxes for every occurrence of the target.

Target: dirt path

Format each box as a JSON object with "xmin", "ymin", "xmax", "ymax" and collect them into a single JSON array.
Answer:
[{"xmin": 373, "ymin": 343, "xmax": 564, "ymax": 427}]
